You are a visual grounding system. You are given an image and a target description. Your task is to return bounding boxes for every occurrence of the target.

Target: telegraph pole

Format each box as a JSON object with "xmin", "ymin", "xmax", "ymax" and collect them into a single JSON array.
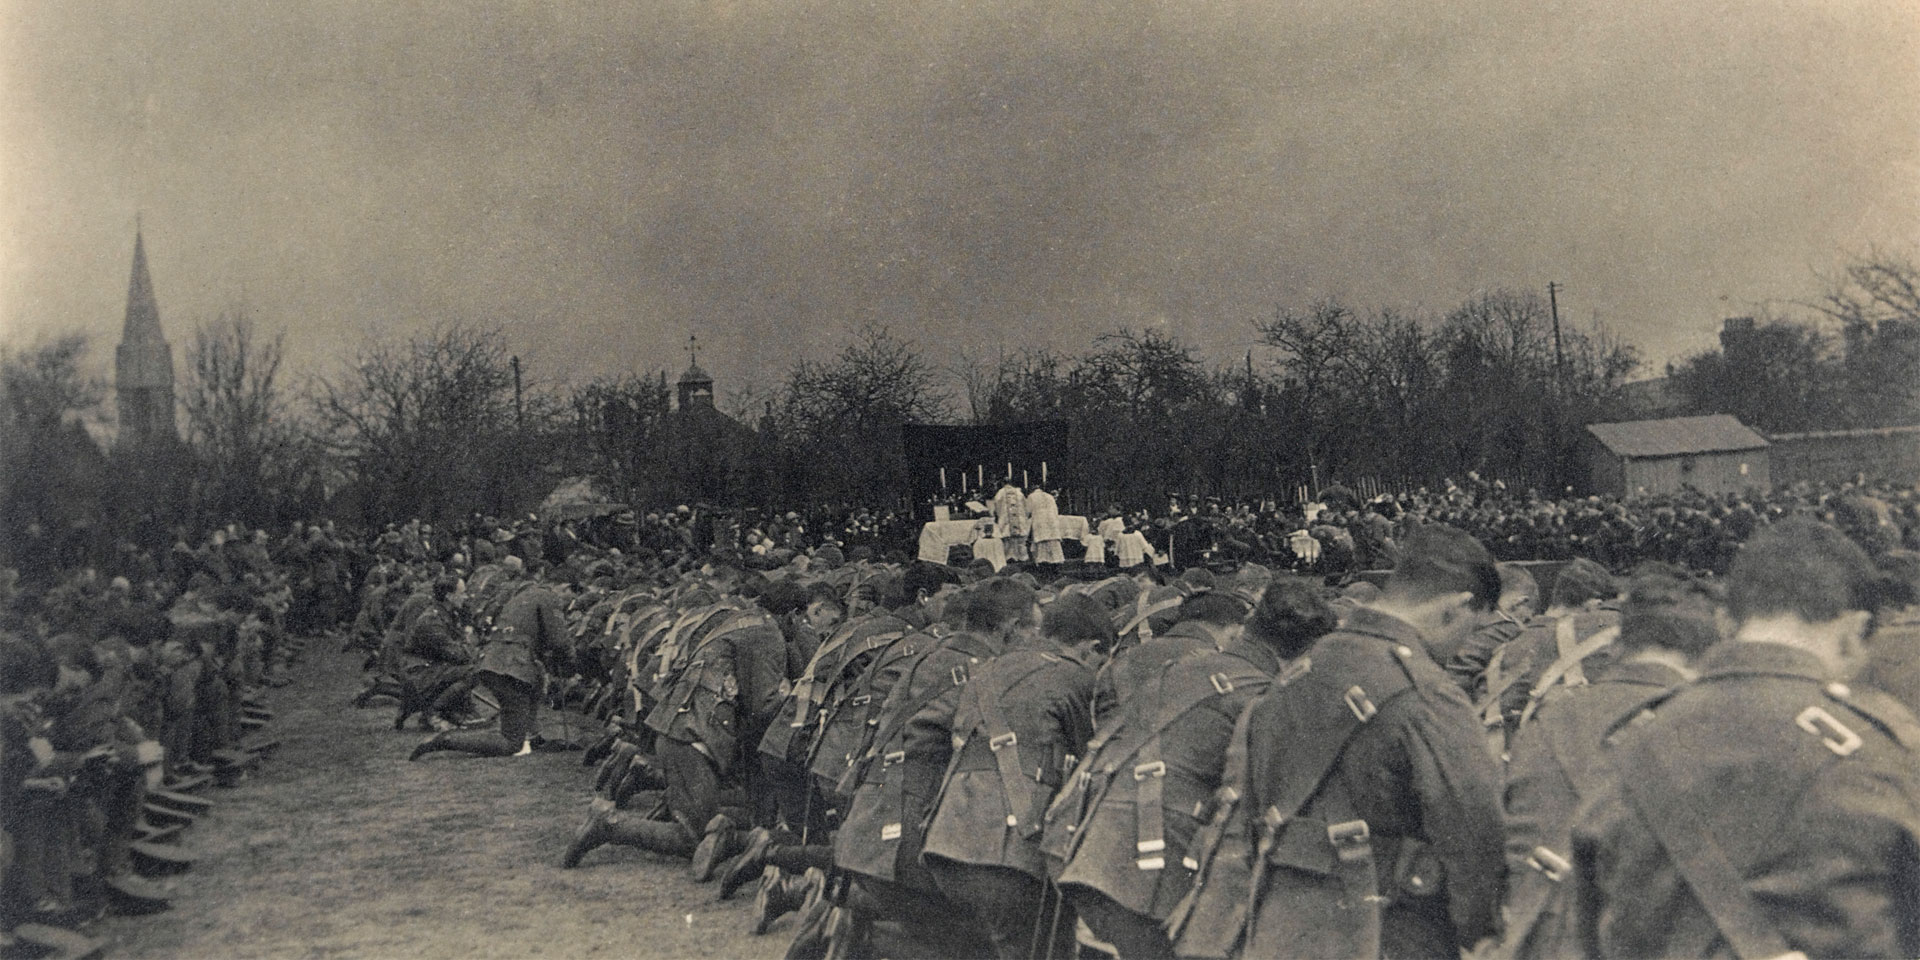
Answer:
[
  {"xmin": 511, "ymin": 355, "xmax": 524, "ymax": 430},
  {"xmin": 1547, "ymin": 281, "xmax": 1566, "ymax": 388}
]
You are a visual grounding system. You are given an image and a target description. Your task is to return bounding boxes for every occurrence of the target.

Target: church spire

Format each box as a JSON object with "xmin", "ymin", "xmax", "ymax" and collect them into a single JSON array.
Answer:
[
  {"xmin": 115, "ymin": 226, "xmax": 177, "ymax": 443},
  {"xmin": 122, "ymin": 227, "xmax": 163, "ymax": 344}
]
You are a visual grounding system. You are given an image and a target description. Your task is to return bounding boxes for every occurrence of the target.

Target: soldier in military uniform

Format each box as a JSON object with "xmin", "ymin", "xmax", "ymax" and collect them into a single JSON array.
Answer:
[
  {"xmin": 560, "ymin": 596, "xmax": 787, "ymax": 874},
  {"xmin": 1047, "ymin": 579, "xmax": 1335, "ymax": 959},
  {"xmin": 715, "ymin": 584, "xmax": 953, "ymax": 940},
  {"xmin": 410, "ymin": 578, "xmax": 570, "ymax": 759},
  {"xmin": 1482, "ymin": 558, "xmax": 1620, "ymax": 740},
  {"xmin": 1491, "ymin": 564, "xmax": 1717, "ymax": 960},
  {"xmin": 385, "ymin": 577, "xmax": 473, "ymax": 731},
  {"xmin": 1174, "ymin": 524, "xmax": 1506, "ymax": 959},
  {"xmin": 919, "ymin": 592, "xmax": 1108, "ymax": 959},
  {"xmin": 1570, "ymin": 519, "xmax": 1920, "ymax": 958},
  {"xmin": 1092, "ymin": 590, "xmax": 1237, "ymax": 723},
  {"xmin": 824, "ymin": 580, "xmax": 1043, "ymax": 958},
  {"xmin": 754, "ymin": 603, "xmax": 905, "ymax": 848}
]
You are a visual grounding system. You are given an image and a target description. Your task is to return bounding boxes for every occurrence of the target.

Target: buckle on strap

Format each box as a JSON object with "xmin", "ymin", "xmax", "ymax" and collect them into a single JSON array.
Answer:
[
  {"xmin": 1527, "ymin": 845, "xmax": 1570, "ymax": 883},
  {"xmin": 989, "ymin": 732, "xmax": 1018, "ymax": 751},
  {"xmin": 1133, "ymin": 760, "xmax": 1166, "ymax": 780},
  {"xmin": 1260, "ymin": 805, "xmax": 1287, "ymax": 835},
  {"xmin": 1276, "ymin": 655, "xmax": 1312, "ymax": 686},
  {"xmin": 1327, "ymin": 819, "xmax": 1371, "ymax": 863},
  {"xmin": 1209, "ymin": 672, "xmax": 1234, "ymax": 694},
  {"xmin": 1795, "ymin": 706, "xmax": 1862, "ymax": 757},
  {"xmin": 882, "ymin": 750, "xmax": 906, "ymax": 767},
  {"xmin": 1344, "ymin": 686, "xmax": 1377, "ymax": 723}
]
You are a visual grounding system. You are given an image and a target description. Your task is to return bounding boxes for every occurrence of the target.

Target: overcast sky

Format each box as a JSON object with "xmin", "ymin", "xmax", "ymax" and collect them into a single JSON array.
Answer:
[{"xmin": 3, "ymin": 0, "xmax": 1915, "ymax": 402}]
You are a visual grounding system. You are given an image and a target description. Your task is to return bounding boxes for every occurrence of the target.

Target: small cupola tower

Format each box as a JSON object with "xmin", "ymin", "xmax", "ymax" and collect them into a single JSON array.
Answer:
[{"xmin": 677, "ymin": 333, "xmax": 714, "ymax": 410}]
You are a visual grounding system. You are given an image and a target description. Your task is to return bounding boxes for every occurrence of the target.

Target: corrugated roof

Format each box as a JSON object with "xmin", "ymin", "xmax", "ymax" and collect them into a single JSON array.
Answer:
[{"xmin": 1586, "ymin": 414, "xmax": 1768, "ymax": 458}]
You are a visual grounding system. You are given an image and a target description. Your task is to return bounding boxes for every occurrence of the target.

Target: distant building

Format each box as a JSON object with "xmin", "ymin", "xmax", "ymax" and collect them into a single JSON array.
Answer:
[
  {"xmin": 677, "ymin": 360, "xmax": 715, "ymax": 410},
  {"xmin": 114, "ymin": 230, "xmax": 177, "ymax": 445},
  {"xmin": 1584, "ymin": 414, "xmax": 1769, "ymax": 497},
  {"xmin": 661, "ymin": 355, "xmax": 759, "ymax": 505}
]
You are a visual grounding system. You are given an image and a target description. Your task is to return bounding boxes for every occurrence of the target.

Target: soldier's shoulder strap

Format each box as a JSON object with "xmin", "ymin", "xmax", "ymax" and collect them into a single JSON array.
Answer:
[{"xmin": 1826, "ymin": 683, "xmax": 1920, "ymax": 752}]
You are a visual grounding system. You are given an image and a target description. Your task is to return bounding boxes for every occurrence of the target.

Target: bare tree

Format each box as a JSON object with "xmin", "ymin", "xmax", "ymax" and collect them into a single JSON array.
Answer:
[
  {"xmin": 311, "ymin": 324, "xmax": 530, "ymax": 526},
  {"xmin": 1817, "ymin": 250, "xmax": 1920, "ymax": 425},
  {"xmin": 766, "ymin": 324, "xmax": 949, "ymax": 504},
  {"xmin": 182, "ymin": 310, "xmax": 312, "ymax": 526},
  {"xmin": 567, "ymin": 372, "xmax": 673, "ymax": 508}
]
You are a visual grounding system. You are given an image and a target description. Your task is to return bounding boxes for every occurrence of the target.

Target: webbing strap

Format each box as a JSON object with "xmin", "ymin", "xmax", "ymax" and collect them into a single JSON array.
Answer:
[
  {"xmin": 807, "ymin": 638, "xmax": 916, "ymax": 777},
  {"xmin": 1554, "ymin": 617, "xmax": 1586, "ymax": 686},
  {"xmin": 1164, "ymin": 695, "xmax": 1260, "ymax": 939},
  {"xmin": 791, "ymin": 621, "xmax": 862, "ymax": 725},
  {"xmin": 1133, "ymin": 740, "xmax": 1168, "ymax": 870},
  {"xmin": 1049, "ymin": 651, "xmax": 1267, "ymax": 866},
  {"xmin": 835, "ymin": 646, "xmax": 936, "ymax": 798},
  {"xmin": 969, "ymin": 657, "xmax": 1059, "ymax": 839},
  {"xmin": 1519, "ymin": 625, "xmax": 1620, "ymax": 728},
  {"xmin": 1117, "ymin": 596, "xmax": 1182, "ymax": 640},
  {"xmin": 848, "ymin": 642, "xmax": 975, "ymax": 792},
  {"xmin": 651, "ymin": 606, "xmax": 730, "ymax": 683},
  {"xmin": 879, "ymin": 748, "xmax": 909, "ymax": 843},
  {"xmin": 1612, "ymin": 725, "xmax": 1803, "ymax": 960}
]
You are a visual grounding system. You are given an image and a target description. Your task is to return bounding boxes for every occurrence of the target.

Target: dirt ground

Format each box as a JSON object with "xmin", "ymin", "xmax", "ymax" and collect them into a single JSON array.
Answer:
[{"xmin": 93, "ymin": 644, "xmax": 782, "ymax": 960}]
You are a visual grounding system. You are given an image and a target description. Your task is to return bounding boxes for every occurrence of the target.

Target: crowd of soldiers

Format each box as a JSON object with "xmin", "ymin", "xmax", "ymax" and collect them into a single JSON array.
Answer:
[
  {"xmin": 345, "ymin": 475, "xmax": 1920, "ymax": 960},
  {"xmin": 0, "ymin": 523, "xmax": 357, "ymax": 960}
]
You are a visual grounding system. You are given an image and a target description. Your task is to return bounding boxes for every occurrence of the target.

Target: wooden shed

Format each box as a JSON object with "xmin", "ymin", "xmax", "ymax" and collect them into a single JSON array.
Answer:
[{"xmin": 1584, "ymin": 415, "xmax": 1769, "ymax": 497}]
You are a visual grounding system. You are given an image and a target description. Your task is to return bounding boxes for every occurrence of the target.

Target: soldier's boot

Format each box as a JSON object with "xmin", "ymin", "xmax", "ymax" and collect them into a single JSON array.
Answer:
[
  {"xmin": 141, "ymin": 802, "xmax": 195, "ymax": 827},
  {"xmin": 148, "ymin": 790, "xmax": 213, "ymax": 815},
  {"xmin": 690, "ymin": 814, "xmax": 743, "ymax": 882},
  {"xmin": 592, "ymin": 742, "xmax": 639, "ymax": 796},
  {"xmin": 408, "ymin": 730, "xmax": 517, "ymax": 761},
  {"xmin": 749, "ymin": 867, "xmax": 818, "ymax": 935},
  {"xmin": 560, "ymin": 799, "xmax": 696, "ymax": 868},
  {"xmin": 162, "ymin": 771, "xmax": 211, "ymax": 793},
  {"xmin": 9, "ymin": 923, "xmax": 106, "ymax": 960},
  {"xmin": 132, "ymin": 815, "xmax": 184, "ymax": 843},
  {"xmin": 129, "ymin": 840, "xmax": 194, "ymax": 876},
  {"xmin": 718, "ymin": 825, "xmax": 797, "ymax": 900},
  {"xmin": 560, "ymin": 799, "xmax": 618, "ymax": 868},
  {"xmin": 582, "ymin": 732, "xmax": 619, "ymax": 768},
  {"xmin": 613, "ymin": 762, "xmax": 665, "ymax": 805},
  {"xmin": 783, "ymin": 890, "xmax": 853, "ymax": 960},
  {"xmin": 352, "ymin": 678, "xmax": 395, "ymax": 708},
  {"xmin": 104, "ymin": 873, "xmax": 173, "ymax": 914},
  {"xmin": 820, "ymin": 905, "xmax": 871, "ymax": 960}
]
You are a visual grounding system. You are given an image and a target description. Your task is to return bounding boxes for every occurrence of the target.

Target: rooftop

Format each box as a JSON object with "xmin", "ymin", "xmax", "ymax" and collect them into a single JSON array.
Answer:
[{"xmin": 1586, "ymin": 414, "xmax": 1768, "ymax": 458}]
